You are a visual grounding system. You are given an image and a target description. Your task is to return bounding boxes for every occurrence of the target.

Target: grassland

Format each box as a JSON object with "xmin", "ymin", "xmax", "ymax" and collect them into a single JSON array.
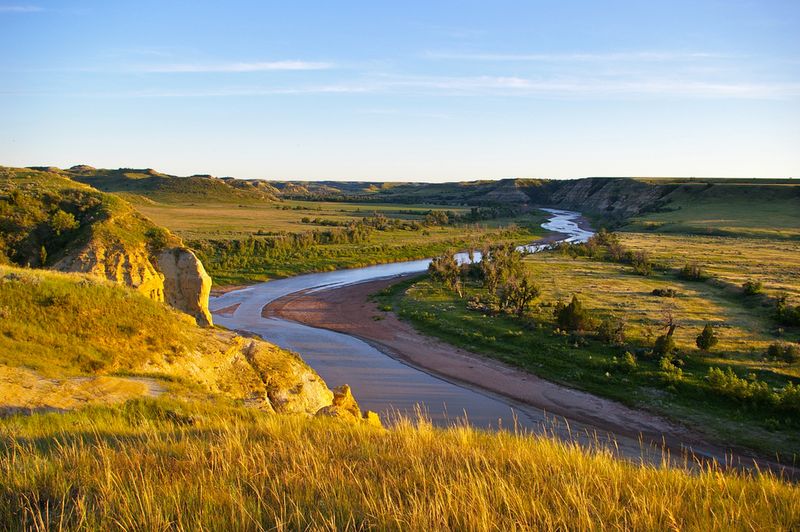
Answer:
[
  {"xmin": 622, "ymin": 183, "xmax": 800, "ymax": 239},
  {"xmin": 2, "ymin": 398, "xmax": 798, "ymax": 531},
  {"xmin": 127, "ymin": 198, "xmax": 470, "ymax": 239},
  {"xmin": 380, "ymin": 231, "xmax": 800, "ymax": 458},
  {"xmin": 128, "ymin": 195, "xmax": 549, "ymax": 284}
]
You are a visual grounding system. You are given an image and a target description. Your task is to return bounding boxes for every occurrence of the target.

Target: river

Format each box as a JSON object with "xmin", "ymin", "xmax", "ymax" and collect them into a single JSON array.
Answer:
[{"xmin": 211, "ymin": 210, "xmax": 610, "ymax": 435}]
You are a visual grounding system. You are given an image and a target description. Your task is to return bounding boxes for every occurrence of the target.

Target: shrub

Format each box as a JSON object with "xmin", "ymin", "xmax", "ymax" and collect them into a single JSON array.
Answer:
[
  {"xmin": 742, "ymin": 279, "xmax": 763, "ymax": 296},
  {"xmin": 621, "ymin": 351, "xmax": 637, "ymax": 372},
  {"xmin": 651, "ymin": 288, "xmax": 677, "ymax": 297},
  {"xmin": 49, "ymin": 209, "xmax": 79, "ymax": 236},
  {"xmin": 497, "ymin": 272, "xmax": 540, "ymax": 317},
  {"xmin": 596, "ymin": 316, "xmax": 625, "ymax": 346},
  {"xmin": 554, "ymin": 295, "xmax": 591, "ymax": 332},
  {"xmin": 695, "ymin": 324, "xmax": 719, "ymax": 352},
  {"xmin": 679, "ymin": 262, "xmax": 706, "ymax": 281},
  {"xmin": 766, "ymin": 342, "xmax": 800, "ymax": 363},
  {"xmin": 428, "ymin": 252, "xmax": 463, "ymax": 297},
  {"xmin": 145, "ymin": 226, "xmax": 171, "ymax": 251},
  {"xmin": 652, "ymin": 333, "xmax": 676, "ymax": 358},
  {"xmin": 659, "ymin": 356, "xmax": 683, "ymax": 385},
  {"xmin": 629, "ymin": 250, "xmax": 653, "ymax": 276},
  {"xmin": 774, "ymin": 294, "xmax": 800, "ymax": 326}
]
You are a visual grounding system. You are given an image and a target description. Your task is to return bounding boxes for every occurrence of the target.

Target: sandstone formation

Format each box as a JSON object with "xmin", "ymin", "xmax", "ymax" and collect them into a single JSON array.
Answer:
[
  {"xmin": 55, "ymin": 242, "xmax": 214, "ymax": 327},
  {"xmin": 53, "ymin": 242, "xmax": 165, "ymax": 301},
  {"xmin": 316, "ymin": 384, "xmax": 383, "ymax": 427},
  {"xmin": 156, "ymin": 247, "xmax": 213, "ymax": 327}
]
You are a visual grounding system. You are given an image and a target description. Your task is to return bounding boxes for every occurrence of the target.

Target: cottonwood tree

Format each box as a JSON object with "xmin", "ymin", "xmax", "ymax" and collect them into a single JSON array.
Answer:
[
  {"xmin": 428, "ymin": 252, "xmax": 463, "ymax": 297},
  {"xmin": 498, "ymin": 271, "xmax": 541, "ymax": 317}
]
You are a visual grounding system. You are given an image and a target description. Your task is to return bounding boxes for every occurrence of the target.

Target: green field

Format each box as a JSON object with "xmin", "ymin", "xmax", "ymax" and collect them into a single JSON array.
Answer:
[
  {"xmin": 623, "ymin": 185, "xmax": 800, "ymax": 239},
  {"xmin": 128, "ymin": 195, "xmax": 549, "ymax": 285},
  {"xmin": 380, "ymin": 229, "xmax": 800, "ymax": 458}
]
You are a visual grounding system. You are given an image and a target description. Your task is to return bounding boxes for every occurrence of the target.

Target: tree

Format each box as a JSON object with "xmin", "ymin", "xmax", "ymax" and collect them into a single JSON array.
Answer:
[
  {"xmin": 50, "ymin": 209, "xmax": 78, "ymax": 236},
  {"xmin": 498, "ymin": 272, "xmax": 540, "ymax": 317},
  {"xmin": 653, "ymin": 307, "xmax": 678, "ymax": 357},
  {"xmin": 695, "ymin": 323, "xmax": 719, "ymax": 351},
  {"xmin": 742, "ymin": 279, "xmax": 763, "ymax": 296},
  {"xmin": 679, "ymin": 262, "xmax": 705, "ymax": 281},
  {"xmin": 555, "ymin": 295, "xmax": 591, "ymax": 332},
  {"xmin": 428, "ymin": 252, "xmax": 463, "ymax": 297}
]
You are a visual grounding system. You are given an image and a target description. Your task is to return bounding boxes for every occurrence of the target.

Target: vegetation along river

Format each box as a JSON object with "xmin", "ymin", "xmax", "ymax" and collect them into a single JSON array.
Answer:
[{"xmin": 209, "ymin": 209, "xmax": 779, "ymax": 469}]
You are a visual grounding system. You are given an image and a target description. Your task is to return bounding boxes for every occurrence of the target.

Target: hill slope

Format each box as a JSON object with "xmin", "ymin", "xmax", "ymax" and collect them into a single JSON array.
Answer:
[
  {"xmin": 0, "ymin": 167, "xmax": 213, "ymax": 325},
  {"xmin": 0, "ymin": 264, "xmax": 382, "ymax": 421}
]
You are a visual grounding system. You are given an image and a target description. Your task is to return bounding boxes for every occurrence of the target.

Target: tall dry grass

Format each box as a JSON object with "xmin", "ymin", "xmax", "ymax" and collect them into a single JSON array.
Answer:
[{"xmin": 1, "ymin": 399, "xmax": 797, "ymax": 531}]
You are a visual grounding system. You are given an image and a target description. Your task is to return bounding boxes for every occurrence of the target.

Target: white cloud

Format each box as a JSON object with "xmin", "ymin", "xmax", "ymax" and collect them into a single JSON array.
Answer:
[
  {"xmin": 425, "ymin": 51, "xmax": 729, "ymax": 62},
  {"xmin": 424, "ymin": 51, "xmax": 731, "ymax": 63},
  {"xmin": 140, "ymin": 60, "xmax": 334, "ymax": 73},
  {"xmin": 0, "ymin": 5, "xmax": 42, "ymax": 12}
]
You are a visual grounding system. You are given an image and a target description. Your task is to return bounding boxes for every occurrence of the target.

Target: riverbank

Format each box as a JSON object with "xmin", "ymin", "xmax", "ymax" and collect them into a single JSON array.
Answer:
[{"xmin": 265, "ymin": 274, "xmax": 798, "ymax": 477}]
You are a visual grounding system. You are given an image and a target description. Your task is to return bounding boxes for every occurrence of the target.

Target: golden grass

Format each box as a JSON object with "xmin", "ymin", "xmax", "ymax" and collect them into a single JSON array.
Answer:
[
  {"xmin": 1, "ymin": 399, "xmax": 798, "ymax": 531},
  {"xmin": 130, "ymin": 198, "xmax": 471, "ymax": 240},
  {"xmin": 524, "ymin": 255, "xmax": 780, "ymax": 367},
  {"xmin": 619, "ymin": 232, "xmax": 800, "ymax": 304}
]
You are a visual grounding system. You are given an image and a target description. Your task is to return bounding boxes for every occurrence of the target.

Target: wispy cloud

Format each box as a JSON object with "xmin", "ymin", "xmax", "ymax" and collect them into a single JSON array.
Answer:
[
  {"xmin": 425, "ymin": 51, "xmax": 730, "ymax": 62},
  {"xmin": 382, "ymin": 75, "xmax": 800, "ymax": 99},
  {"xmin": 49, "ymin": 75, "xmax": 799, "ymax": 100},
  {"xmin": 0, "ymin": 4, "xmax": 42, "ymax": 12},
  {"xmin": 139, "ymin": 60, "xmax": 334, "ymax": 73}
]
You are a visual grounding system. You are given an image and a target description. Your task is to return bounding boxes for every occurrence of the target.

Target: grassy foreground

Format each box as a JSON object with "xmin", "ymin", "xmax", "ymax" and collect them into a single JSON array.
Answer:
[{"xmin": 2, "ymin": 398, "xmax": 798, "ymax": 531}]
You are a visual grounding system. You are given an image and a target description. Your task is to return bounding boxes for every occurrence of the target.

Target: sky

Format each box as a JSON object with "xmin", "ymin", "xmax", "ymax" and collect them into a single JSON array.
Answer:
[{"xmin": 1, "ymin": 1, "xmax": 799, "ymax": 181}]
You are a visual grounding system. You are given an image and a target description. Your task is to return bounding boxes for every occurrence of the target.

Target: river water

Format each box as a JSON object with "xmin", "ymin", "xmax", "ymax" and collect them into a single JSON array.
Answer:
[{"xmin": 211, "ymin": 209, "xmax": 593, "ymax": 432}]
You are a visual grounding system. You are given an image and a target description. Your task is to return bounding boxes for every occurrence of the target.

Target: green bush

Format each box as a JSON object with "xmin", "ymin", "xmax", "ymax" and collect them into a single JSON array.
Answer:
[
  {"xmin": 766, "ymin": 342, "xmax": 800, "ymax": 363},
  {"xmin": 596, "ymin": 316, "xmax": 626, "ymax": 346},
  {"xmin": 621, "ymin": 351, "xmax": 637, "ymax": 372},
  {"xmin": 659, "ymin": 356, "xmax": 683, "ymax": 385},
  {"xmin": 742, "ymin": 279, "xmax": 763, "ymax": 296},
  {"xmin": 774, "ymin": 294, "xmax": 800, "ymax": 326},
  {"xmin": 554, "ymin": 295, "xmax": 592, "ymax": 332},
  {"xmin": 679, "ymin": 262, "xmax": 706, "ymax": 281},
  {"xmin": 651, "ymin": 288, "xmax": 677, "ymax": 297},
  {"xmin": 652, "ymin": 333, "xmax": 676, "ymax": 358},
  {"xmin": 695, "ymin": 324, "xmax": 719, "ymax": 351}
]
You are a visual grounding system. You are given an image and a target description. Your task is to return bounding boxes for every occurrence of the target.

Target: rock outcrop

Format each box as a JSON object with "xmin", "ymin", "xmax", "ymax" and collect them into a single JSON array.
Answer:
[
  {"xmin": 316, "ymin": 385, "xmax": 383, "ymax": 427},
  {"xmin": 53, "ymin": 243, "xmax": 165, "ymax": 301},
  {"xmin": 55, "ymin": 241, "xmax": 214, "ymax": 327},
  {"xmin": 156, "ymin": 247, "xmax": 213, "ymax": 327}
]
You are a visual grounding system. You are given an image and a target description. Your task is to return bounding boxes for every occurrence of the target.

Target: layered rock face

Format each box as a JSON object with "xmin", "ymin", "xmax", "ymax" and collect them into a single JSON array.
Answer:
[
  {"xmin": 156, "ymin": 248, "xmax": 213, "ymax": 327},
  {"xmin": 54, "ymin": 243, "xmax": 165, "ymax": 301},
  {"xmin": 545, "ymin": 178, "xmax": 665, "ymax": 217},
  {"xmin": 55, "ymin": 241, "xmax": 213, "ymax": 327}
]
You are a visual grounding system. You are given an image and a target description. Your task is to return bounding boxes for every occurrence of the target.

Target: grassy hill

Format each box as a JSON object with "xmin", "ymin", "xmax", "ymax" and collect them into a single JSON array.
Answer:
[
  {"xmin": 0, "ymin": 264, "xmax": 334, "ymax": 415},
  {"xmin": 62, "ymin": 165, "xmax": 279, "ymax": 204},
  {"xmin": 0, "ymin": 166, "xmax": 180, "ymax": 269}
]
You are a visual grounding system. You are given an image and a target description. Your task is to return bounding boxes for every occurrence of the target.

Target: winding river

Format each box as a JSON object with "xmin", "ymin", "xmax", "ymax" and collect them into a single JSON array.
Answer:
[
  {"xmin": 210, "ymin": 209, "xmax": 793, "ymax": 471},
  {"xmin": 211, "ymin": 210, "xmax": 604, "ymax": 434}
]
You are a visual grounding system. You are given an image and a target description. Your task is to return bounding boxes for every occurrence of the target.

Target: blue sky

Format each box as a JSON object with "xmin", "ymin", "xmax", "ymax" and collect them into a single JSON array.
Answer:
[{"xmin": 1, "ymin": 1, "xmax": 799, "ymax": 181}]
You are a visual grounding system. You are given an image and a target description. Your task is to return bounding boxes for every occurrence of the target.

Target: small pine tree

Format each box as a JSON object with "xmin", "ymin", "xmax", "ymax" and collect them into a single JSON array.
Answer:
[
  {"xmin": 695, "ymin": 323, "xmax": 719, "ymax": 351},
  {"xmin": 39, "ymin": 245, "xmax": 47, "ymax": 266},
  {"xmin": 555, "ymin": 295, "xmax": 590, "ymax": 332}
]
